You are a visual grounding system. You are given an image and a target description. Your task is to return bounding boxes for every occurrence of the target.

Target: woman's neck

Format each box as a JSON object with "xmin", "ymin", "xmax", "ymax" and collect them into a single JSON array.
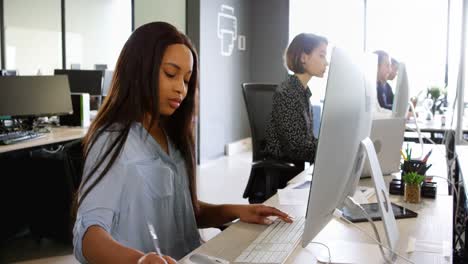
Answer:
[
  {"xmin": 377, "ymin": 78, "xmax": 387, "ymax": 85},
  {"xmin": 142, "ymin": 115, "xmax": 169, "ymax": 154},
  {"xmin": 295, "ymin": 73, "xmax": 312, "ymax": 89}
]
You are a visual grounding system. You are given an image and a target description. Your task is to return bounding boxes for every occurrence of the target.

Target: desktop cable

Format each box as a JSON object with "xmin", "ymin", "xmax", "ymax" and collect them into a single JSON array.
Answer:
[{"xmin": 333, "ymin": 208, "xmax": 414, "ymax": 264}]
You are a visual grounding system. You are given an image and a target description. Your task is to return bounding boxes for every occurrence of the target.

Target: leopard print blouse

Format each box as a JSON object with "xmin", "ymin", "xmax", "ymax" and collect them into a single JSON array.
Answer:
[{"xmin": 263, "ymin": 75, "xmax": 318, "ymax": 163}]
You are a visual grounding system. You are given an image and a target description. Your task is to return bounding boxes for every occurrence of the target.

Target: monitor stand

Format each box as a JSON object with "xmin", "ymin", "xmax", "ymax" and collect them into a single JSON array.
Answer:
[
  {"xmin": 360, "ymin": 137, "xmax": 399, "ymax": 252},
  {"xmin": 321, "ymin": 137, "xmax": 400, "ymax": 263}
]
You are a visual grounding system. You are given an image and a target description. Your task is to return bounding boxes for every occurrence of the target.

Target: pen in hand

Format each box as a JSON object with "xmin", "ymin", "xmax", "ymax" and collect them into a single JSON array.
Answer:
[{"xmin": 147, "ymin": 222, "xmax": 168, "ymax": 264}]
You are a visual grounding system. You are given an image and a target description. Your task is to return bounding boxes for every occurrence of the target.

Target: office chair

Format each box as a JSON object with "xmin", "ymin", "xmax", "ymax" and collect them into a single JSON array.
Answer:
[
  {"xmin": 26, "ymin": 139, "xmax": 84, "ymax": 244},
  {"xmin": 63, "ymin": 139, "xmax": 84, "ymax": 190},
  {"xmin": 241, "ymin": 83, "xmax": 298, "ymax": 204}
]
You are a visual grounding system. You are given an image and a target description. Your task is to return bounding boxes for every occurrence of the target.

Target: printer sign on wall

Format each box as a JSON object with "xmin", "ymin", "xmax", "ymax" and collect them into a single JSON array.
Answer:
[{"xmin": 217, "ymin": 4, "xmax": 246, "ymax": 56}]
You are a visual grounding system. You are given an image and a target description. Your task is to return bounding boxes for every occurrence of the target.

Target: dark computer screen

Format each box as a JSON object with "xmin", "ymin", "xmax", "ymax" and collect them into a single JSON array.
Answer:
[
  {"xmin": 1, "ymin": 69, "xmax": 17, "ymax": 76},
  {"xmin": 0, "ymin": 75, "xmax": 73, "ymax": 117},
  {"xmin": 54, "ymin": 69, "xmax": 103, "ymax": 96}
]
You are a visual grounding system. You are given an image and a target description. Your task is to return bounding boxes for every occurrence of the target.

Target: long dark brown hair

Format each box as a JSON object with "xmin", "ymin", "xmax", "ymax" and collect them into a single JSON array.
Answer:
[{"xmin": 74, "ymin": 22, "xmax": 199, "ymax": 216}]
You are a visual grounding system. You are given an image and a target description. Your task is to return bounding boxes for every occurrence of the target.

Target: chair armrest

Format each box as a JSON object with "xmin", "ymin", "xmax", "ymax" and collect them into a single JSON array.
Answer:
[
  {"xmin": 216, "ymin": 220, "xmax": 235, "ymax": 231},
  {"xmin": 251, "ymin": 159, "xmax": 295, "ymax": 169}
]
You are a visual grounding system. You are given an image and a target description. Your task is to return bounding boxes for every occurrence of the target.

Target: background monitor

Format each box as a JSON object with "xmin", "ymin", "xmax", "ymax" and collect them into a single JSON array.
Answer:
[
  {"xmin": 302, "ymin": 47, "xmax": 376, "ymax": 247},
  {"xmin": 0, "ymin": 75, "xmax": 73, "ymax": 117},
  {"xmin": 1, "ymin": 69, "xmax": 17, "ymax": 76},
  {"xmin": 94, "ymin": 64, "xmax": 108, "ymax": 70},
  {"xmin": 392, "ymin": 63, "xmax": 409, "ymax": 118},
  {"xmin": 54, "ymin": 69, "xmax": 103, "ymax": 96},
  {"xmin": 102, "ymin": 70, "xmax": 114, "ymax": 96}
]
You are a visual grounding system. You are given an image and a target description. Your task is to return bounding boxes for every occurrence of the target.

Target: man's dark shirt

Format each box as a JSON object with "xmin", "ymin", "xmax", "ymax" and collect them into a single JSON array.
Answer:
[{"xmin": 377, "ymin": 81, "xmax": 394, "ymax": 110}]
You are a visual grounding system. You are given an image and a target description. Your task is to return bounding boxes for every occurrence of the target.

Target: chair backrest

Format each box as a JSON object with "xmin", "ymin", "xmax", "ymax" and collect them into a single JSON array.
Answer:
[
  {"xmin": 62, "ymin": 139, "xmax": 84, "ymax": 189},
  {"xmin": 242, "ymin": 83, "xmax": 278, "ymax": 161}
]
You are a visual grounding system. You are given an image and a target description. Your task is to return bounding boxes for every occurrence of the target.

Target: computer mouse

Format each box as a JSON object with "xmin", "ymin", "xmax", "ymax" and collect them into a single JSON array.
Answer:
[{"xmin": 188, "ymin": 253, "xmax": 229, "ymax": 264}]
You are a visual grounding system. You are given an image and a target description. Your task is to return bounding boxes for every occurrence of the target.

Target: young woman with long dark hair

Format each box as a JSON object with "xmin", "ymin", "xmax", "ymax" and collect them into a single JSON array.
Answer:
[{"xmin": 73, "ymin": 22, "xmax": 291, "ymax": 264}]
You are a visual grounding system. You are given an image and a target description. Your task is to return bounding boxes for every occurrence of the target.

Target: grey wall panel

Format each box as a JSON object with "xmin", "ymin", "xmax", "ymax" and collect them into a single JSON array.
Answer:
[
  {"xmin": 250, "ymin": 0, "xmax": 289, "ymax": 84},
  {"xmin": 199, "ymin": 0, "xmax": 251, "ymax": 161}
]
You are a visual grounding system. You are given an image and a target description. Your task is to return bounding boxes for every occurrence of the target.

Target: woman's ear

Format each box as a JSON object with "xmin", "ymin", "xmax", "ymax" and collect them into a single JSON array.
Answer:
[{"xmin": 300, "ymin": 52, "xmax": 307, "ymax": 64}]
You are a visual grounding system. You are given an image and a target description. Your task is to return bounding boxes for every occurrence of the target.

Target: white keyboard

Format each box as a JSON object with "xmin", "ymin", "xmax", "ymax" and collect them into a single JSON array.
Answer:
[{"xmin": 234, "ymin": 216, "xmax": 305, "ymax": 264}]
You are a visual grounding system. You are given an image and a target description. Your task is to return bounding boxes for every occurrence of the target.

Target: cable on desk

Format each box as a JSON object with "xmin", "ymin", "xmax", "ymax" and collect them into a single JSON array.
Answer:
[
  {"xmin": 41, "ymin": 144, "xmax": 64, "ymax": 154},
  {"xmin": 335, "ymin": 197, "xmax": 416, "ymax": 264},
  {"xmin": 309, "ymin": 242, "xmax": 331, "ymax": 264},
  {"xmin": 344, "ymin": 197, "xmax": 393, "ymax": 264},
  {"xmin": 430, "ymin": 175, "xmax": 463, "ymax": 234},
  {"xmin": 408, "ymin": 102, "xmax": 425, "ymax": 158}
]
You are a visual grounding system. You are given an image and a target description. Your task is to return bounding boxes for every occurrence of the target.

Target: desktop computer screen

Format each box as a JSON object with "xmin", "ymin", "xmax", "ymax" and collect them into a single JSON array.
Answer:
[
  {"xmin": 392, "ymin": 63, "xmax": 409, "ymax": 118},
  {"xmin": 102, "ymin": 70, "xmax": 114, "ymax": 96},
  {"xmin": 360, "ymin": 63, "xmax": 409, "ymax": 177},
  {"xmin": 361, "ymin": 117, "xmax": 406, "ymax": 177},
  {"xmin": 0, "ymin": 76, "xmax": 73, "ymax": 117},
  {"xmin": 54, "ymin": 69, "xmax": 104, "ymax": 96},
  {"xmin": 302, "ymin": 47, "xmax": 377, "ymax": 247},
  {"xmin": 1, "ymin": 69, "xmax": 17, "ymax": 76}
]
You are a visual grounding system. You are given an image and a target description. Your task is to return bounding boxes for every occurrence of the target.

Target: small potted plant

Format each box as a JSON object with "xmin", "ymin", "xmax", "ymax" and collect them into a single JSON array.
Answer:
[{"xmin": 402, "ymin": 171, "xmax": 425, "ymax": 203}]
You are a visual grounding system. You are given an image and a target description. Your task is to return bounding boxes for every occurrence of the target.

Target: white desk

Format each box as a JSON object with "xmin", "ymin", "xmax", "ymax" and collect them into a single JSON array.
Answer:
[
  {"xmin": 0, "ymin": 126, "xmax": 87, "ymax": 154},
  {"xmin": 181, "ymin": 148, "xmax": 452, "ymax": 263}
]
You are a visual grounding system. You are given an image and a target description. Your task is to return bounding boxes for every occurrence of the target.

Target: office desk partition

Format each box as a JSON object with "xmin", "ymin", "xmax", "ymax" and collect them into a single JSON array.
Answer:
[
  {"xmin": 454, "ymin": 145, "xmax": 468, "ymax": 260},
  {"xmin": 0, "ymin": 126, "xmax": 87, "ymax": 243},
  {"xmin": 181, "ymin": 144, "xmax": 452, "ymax": 264}
]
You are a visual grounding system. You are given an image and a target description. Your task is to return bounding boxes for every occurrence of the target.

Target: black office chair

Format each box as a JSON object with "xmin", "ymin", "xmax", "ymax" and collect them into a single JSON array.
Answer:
[
  {"xmin": 63, "ymin": 139, "xmax": 85, "ymax": 191},
  {"xmin": 26, "ymin": 139, "xmax": 84, "ymax": 244},
  {"xmin": 241, "ymin": 83, "xmax": 299, "ymax": 204}
]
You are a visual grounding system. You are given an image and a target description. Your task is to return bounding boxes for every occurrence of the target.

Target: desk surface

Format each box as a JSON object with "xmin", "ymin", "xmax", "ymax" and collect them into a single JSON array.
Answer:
[
  {"xmin": 0, "ymin": 126, "xmax": 87, "ymax": 154},
  {"xmin": 406, "ymin": 115, "xmax": 468, "ymax": 133},
  {"xmin": 181, "ymin": 146, "xmax": 452, "ymax": 263}
]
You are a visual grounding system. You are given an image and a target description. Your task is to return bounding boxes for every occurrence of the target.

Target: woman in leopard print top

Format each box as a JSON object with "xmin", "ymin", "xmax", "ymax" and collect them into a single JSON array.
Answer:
[{"xmin": 264, "ymin": 33, "xmax": 328, "ymax": 176}]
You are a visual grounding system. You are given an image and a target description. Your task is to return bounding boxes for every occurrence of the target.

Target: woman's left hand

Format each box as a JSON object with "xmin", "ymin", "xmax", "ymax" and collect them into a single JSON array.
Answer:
[{"xmin": 237, "ymin": 204, "xmax": 293, "ymax": 225}]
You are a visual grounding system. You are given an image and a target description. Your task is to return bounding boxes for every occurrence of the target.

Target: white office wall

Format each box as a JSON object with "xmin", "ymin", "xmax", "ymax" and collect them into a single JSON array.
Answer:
[
  {"xmin": 134, "ymin": 0, "xmax": 186, "ymax": 32},
  {"xmin": 4, "ymin": 0, "xmax": 61, "ymax": 75},
  {"xmin": 4, "ymin": 0, "xmax": 132, "ymax": 74},
  {"xmin": 289, "ymin": 0, "xmax": 365, "ymax": 103},
  {"xmin": 366, "ymin": 0, "xmax": 448, "ymax": 99},
  {"xmin": 447, "ymin": 0, "xmax": 463, "ymax": 108},
  {"xmin": 66, "ymin": 0, "xmax": 132, "ymax": 70}
]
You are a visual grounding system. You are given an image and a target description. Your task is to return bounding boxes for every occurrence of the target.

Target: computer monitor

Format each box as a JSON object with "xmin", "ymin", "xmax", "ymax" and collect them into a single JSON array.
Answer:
[
  {"xmin": 54, "ymin": 69, "xmax": 104, "ymax": 96},
  {"xmin": 302, "ymin": 47, "xmax": 377, "ymax": 247},
  {"xmin": 392, "ymin": 63, "xmax": 409, "ymax": 118},
  {"xmin": 361, "ymin": 117, "xmax": 406, "ymax": 177},
  {"xmin": 102, "ymin": 70, "xmax": 114, "ymax": 96},
  {"xmin": 1, "ymin": 69, "xmax": 17, "ymax": 76},
  {"xmin": 0, "ymin": 76, "xmax": 73, "ymax": 117},
  {"xmin": 94, "ymin": 64, "xmax": 108, "ymax": 70}
]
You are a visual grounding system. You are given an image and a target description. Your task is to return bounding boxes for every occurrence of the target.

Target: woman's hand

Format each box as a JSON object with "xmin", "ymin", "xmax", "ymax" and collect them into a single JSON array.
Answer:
[
  {"xmin": 137, "ymin": 253, "xmax": 177, "ymax": 264},
  {"xmin": 237, "ymin": 204, "xmax": 293, "ymax": 225}
]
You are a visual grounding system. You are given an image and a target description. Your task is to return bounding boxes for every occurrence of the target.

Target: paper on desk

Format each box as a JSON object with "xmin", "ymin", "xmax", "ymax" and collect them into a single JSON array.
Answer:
[
  {"xmin": 278, "ymin": 188, "xmax": 309, "ymax": 205},
  {"xmin": 407, "ymin": 237, "xmax": 451, "ymax": 257},
  {"xmin": 351, "ymin": 186, "xmax": 375, "ymax": 204},
  {"xmin": 309, "ymin": 240, "xmax": 381, "ymax": 264},
  {"xmin": 293, "ymin": 180, "xmax": 311, "ymax": 189}
]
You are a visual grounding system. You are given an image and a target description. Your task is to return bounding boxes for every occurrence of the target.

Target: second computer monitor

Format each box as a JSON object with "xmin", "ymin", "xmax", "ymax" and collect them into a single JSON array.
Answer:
[
  {"xmin": 0, "ymin": 75, "xmax": 73, "ymax": 117},
  {"xmin": 392, "ymin": 63, "xmax": 409, "ymax": 118},
  {"xmin": 54, "ymin": 69, "xmax": 104, "ymax": 96},
  {"xmin": 302, "ymin": 47, "xmax": 377, "ymax": 247}
]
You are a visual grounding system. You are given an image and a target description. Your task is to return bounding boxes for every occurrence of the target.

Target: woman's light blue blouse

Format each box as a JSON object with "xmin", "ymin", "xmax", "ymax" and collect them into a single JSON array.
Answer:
[{"xmin": 73, "ymin": 123, "xmax": 200, "ymax": 263}]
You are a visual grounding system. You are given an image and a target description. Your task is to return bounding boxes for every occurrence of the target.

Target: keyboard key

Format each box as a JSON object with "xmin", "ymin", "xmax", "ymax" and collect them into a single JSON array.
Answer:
[{"xmin": 234, "ymin": 216, "xmax": 305, "ymax": 263}]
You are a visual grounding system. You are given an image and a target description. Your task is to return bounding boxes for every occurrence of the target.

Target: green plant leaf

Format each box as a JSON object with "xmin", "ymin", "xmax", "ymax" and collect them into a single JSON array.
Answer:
[{"xmin": 402, "ymin": 171, "xmax": 426, "ymax": 185}]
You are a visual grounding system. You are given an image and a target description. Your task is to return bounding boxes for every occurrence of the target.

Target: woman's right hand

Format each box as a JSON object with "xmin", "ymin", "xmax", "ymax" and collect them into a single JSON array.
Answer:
[{"xmin": 137, "ymin": 252, "xmax": 177, "ymax": 264}]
